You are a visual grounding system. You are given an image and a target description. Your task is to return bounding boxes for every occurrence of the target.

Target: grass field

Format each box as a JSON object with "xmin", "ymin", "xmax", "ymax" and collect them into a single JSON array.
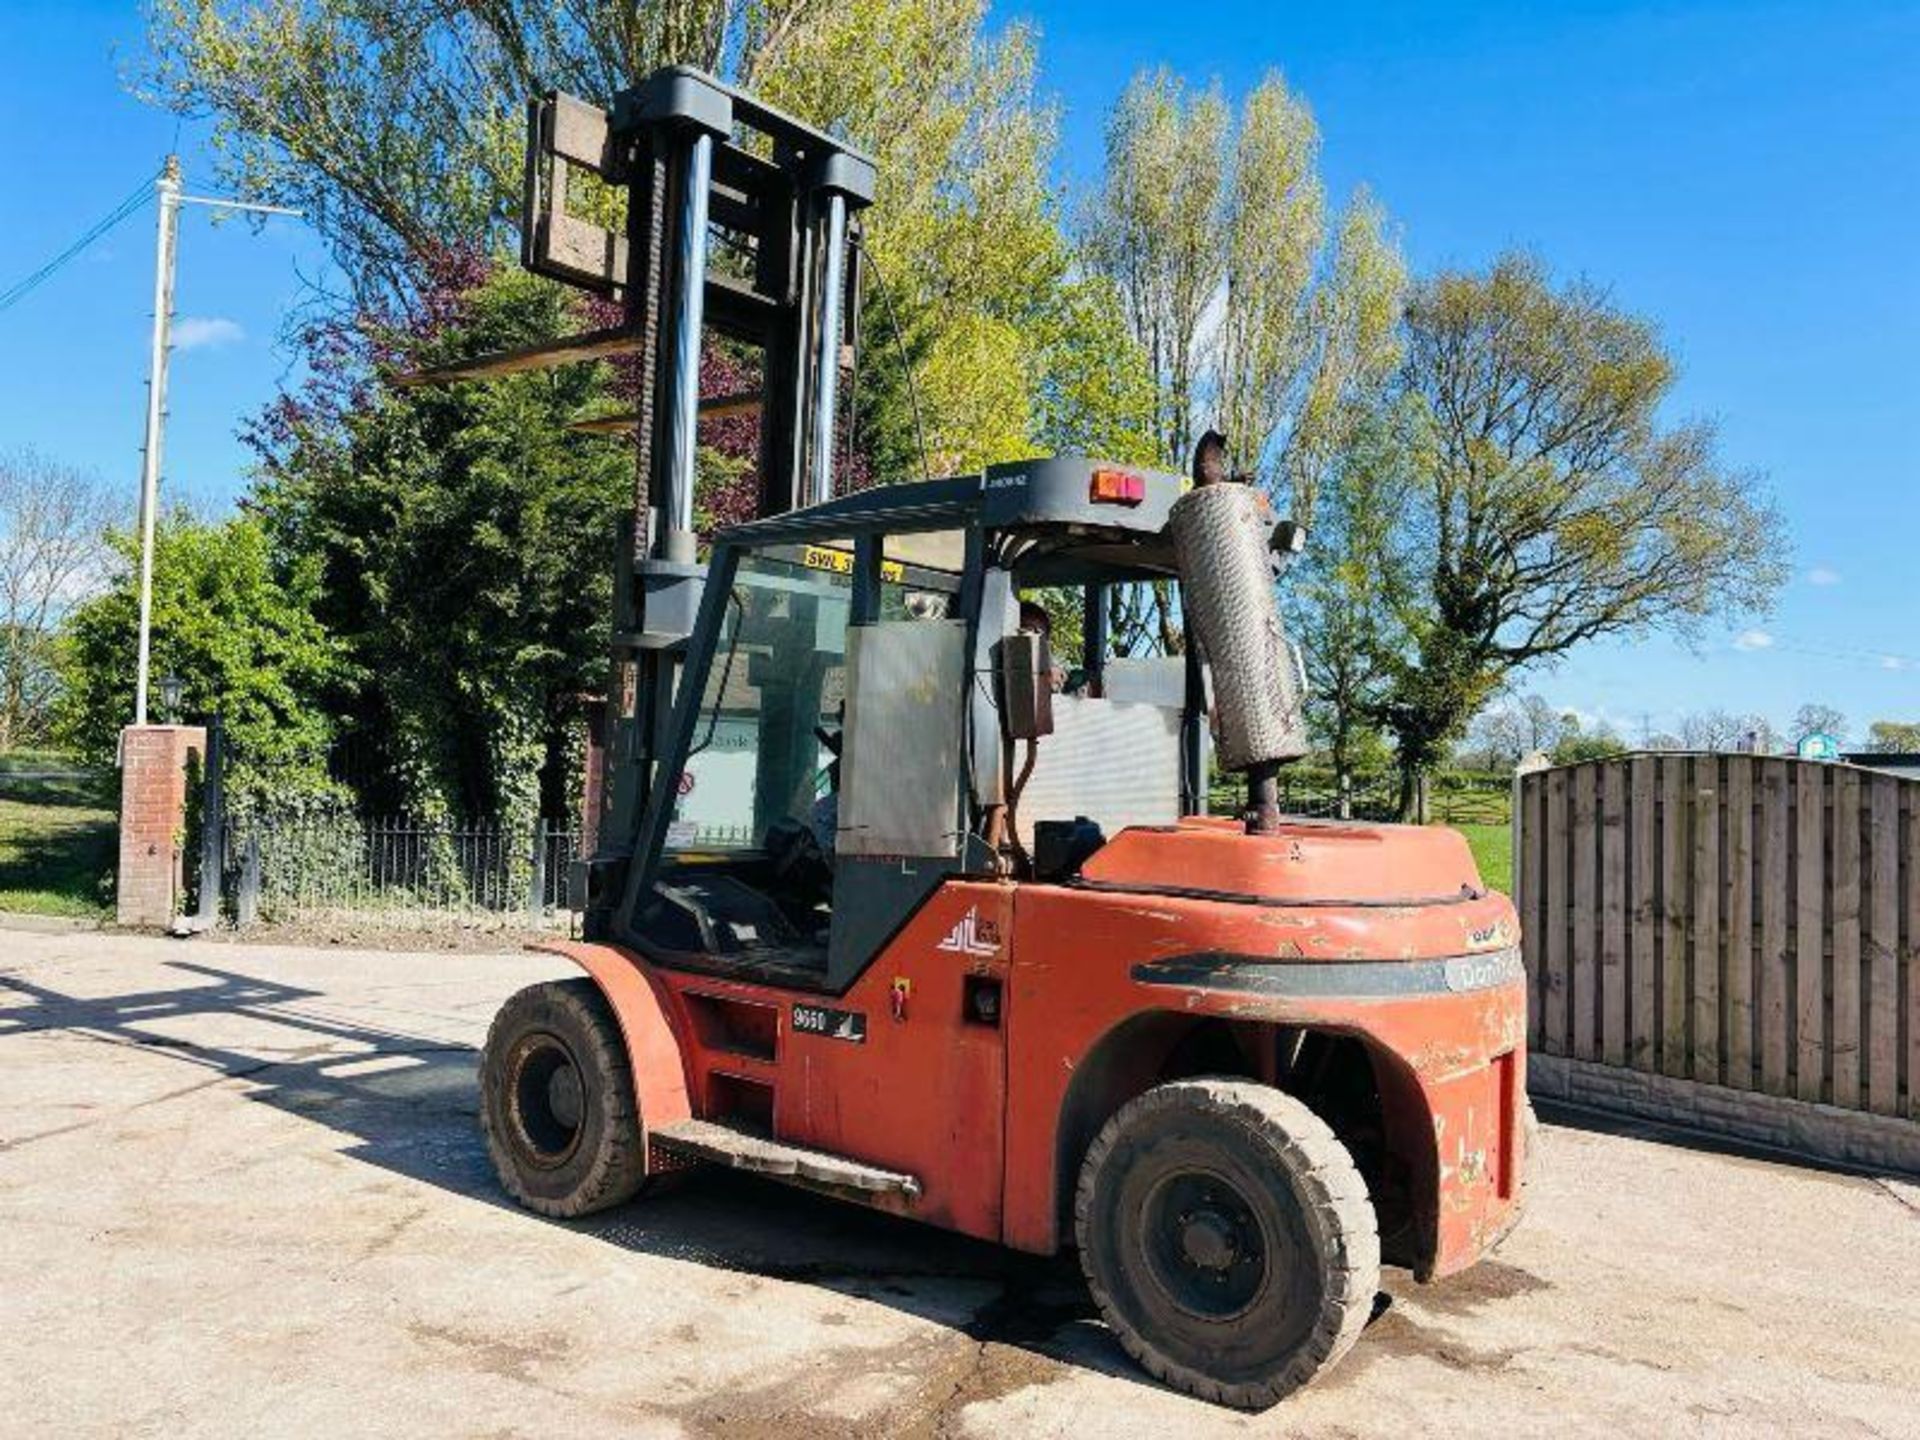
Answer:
[
  {"xmin": 1449, "ymin": 821, "xmax": 1513, "ymax": 893},
  {"xmin": 0, "ymin": 751, "xmax": 117, "ymax": 918}
]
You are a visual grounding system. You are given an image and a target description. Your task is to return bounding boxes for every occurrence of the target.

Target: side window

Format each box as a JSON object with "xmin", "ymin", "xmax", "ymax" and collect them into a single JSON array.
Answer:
[{"xmin": 667, "ymin": 550, "xmax": 851, "ymax": 851}]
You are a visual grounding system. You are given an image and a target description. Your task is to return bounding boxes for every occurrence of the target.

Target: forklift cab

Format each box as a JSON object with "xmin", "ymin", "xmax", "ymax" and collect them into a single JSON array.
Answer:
[
  {"xmin": 626, "ymin": 525, "xmax": 971, "ymax": 986},
  {"xmin": 608, "ymin": 458, "xmax": 1207, "ymax": 992}
]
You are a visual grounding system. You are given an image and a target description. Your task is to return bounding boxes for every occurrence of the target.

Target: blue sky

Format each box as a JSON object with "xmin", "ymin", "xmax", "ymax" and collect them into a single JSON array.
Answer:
[{"xmin": 1, "ymin": 2, "xmax": 1915, "ymax": 743}]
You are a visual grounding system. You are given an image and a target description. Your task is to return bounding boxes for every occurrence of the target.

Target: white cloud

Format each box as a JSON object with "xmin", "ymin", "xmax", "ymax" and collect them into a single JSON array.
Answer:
[
  {"xmin": 1883, "ymin": 656, "xmax": 1909, "ymax": 672},
  {"xmin": 1805, "ymin": 566, "xmax": 1842, "ymax": 586},
  {"xmin": 1733, "ymin": 628, "xmax": 1774, "ymax": 652},
  {"xmin": 174, "ymin": 316, "xmax": 244, "ymax": 352}
]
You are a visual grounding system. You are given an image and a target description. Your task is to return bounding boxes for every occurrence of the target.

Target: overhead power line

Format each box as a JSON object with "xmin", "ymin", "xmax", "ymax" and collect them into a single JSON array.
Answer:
[
  {"xmin": 0, "ymin": 174, "xmax": 157, "ymax": 317},
  {"xmin": 1745, "ymin": 632, "xmax": 1920, "ymax": 673}
]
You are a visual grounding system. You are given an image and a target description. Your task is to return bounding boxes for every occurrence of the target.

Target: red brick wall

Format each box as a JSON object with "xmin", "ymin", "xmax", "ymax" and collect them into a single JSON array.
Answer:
[{"xmin": 116, "ymin": 725, "xmax": 206, "ymax": 928}]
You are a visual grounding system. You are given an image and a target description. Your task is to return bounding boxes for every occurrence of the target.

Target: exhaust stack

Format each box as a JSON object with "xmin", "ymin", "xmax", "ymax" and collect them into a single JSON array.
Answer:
[{"xmin": 1167, "ymin": 432, "xmax": 1308, "ymax": 834}]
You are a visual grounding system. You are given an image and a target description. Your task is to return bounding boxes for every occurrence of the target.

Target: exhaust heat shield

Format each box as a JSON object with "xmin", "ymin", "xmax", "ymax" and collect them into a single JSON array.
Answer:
[{"xmin": 1168, "ymin": 483, "xmax": 1308, "ymax": 772}]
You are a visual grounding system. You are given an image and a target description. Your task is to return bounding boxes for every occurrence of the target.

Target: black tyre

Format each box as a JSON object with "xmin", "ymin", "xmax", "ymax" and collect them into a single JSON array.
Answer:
[
  {"xmin": 479, "ymin": 978, "xmax": 650, "ymax": 1218},
  {"xmin": 1074, "ymin": 1078, "xmax": 1380, "ymax": 1409}
]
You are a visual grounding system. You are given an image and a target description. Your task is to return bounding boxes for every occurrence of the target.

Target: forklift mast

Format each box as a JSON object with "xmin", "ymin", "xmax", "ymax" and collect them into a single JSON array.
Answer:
[{"xmin": 412, "ymin": 67, "xmax": 876, "ymax": 919}]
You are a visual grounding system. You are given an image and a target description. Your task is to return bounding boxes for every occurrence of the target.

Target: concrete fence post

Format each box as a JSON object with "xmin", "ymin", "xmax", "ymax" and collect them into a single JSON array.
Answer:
[{"xmin": 1511, "ymin": 751, "xmax": 1552, "ymax": 911}]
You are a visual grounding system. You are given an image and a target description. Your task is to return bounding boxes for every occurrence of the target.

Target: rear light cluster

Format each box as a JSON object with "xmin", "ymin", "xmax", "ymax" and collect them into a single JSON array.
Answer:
[{"xmin": 1089, "ymin": 468, "xmax": 1146, "ymax": 506}]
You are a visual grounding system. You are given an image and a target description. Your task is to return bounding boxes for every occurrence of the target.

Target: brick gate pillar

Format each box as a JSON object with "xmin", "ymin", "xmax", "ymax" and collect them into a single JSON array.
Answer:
[{"xmin": 117, "ymin": 724, "xmax": 206, "ymax": 928}]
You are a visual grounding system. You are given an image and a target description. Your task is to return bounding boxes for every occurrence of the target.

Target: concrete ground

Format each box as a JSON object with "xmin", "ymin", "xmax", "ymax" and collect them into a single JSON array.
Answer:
[{"xmin": 2, "ymin": 930, "xmax": 1916, "ymax": 1439}]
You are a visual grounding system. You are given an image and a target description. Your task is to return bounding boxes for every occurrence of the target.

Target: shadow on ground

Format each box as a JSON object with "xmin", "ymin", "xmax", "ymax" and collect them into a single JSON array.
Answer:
[
  {"xmin": 7, "ymin": 960, "xmax": 1696, "ymax": 1413},
  {"xmin": 0, "ymin": 959, "xmax": 1144, "ymax": 1392}
]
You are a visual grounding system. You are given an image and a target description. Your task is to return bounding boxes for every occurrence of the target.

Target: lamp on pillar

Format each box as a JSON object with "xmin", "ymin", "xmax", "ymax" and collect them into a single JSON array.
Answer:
[{"xmin": 159, "ymin": 673, "xmax": 184, "ymax": 725}]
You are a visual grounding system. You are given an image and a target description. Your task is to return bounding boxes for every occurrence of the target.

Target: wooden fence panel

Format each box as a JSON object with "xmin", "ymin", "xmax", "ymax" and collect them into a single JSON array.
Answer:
[
  {"xmin": 1630, "ymin": 757, "xmax": 1658, "ymax": 1070},
  {"xmin": 1522, "ymin": 774, "xmax": 1547, "ymax": 1051},
  {"xmin": 1725, "ymin": 757, "xmax": 1755, "ymax": 1090},
  {"xmin": 1572, "ymin": 766, "xmax": 1599, "ymax": 1061},
  {"xmin": 1759, "ymin": 761, "xmax": 1792, "ymax": 1095},
  {"xmin": 1517, "ymin": 755, "xmax": 1919, "ymax": 1128},
  {"xmin": 1796, "ymin": 765, "xmax": 1826, "ymax": 1103},
  {"xmin": 1868, "ymin": 774, "xmax": 1900, "ymax": 1116},
  {"xmin": 1545, "ymin": 769, "xmax": 1569, "ymax": 1056},
  {"xmin": 1907, "ymin": 784, "xmax": 1920, "ymax": 1123},
  {"xmin": 1661, "ymin": 758, "xmax": 1689, "ymax": 1078},
  {"xmin": 1601, "ymin": 763, "xmax": 1628, "ymax": 1066},
  {"xmin": 1692, "ymin": 756, "xmax": 1722, "ymax": 1083},
  {"xmin": 1831, "ymin": 770, "xmax": 1862, "ymax": 1108}
]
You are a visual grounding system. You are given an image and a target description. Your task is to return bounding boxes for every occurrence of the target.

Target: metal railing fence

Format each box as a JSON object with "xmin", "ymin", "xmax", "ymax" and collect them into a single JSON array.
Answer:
[
  {"xmin": 226, "ymin": 811, "xmax": 579, "ymax": 929},
  {"xmin": 1205, "ymin": 768, "xmax": 1511, "ymax": 825}
]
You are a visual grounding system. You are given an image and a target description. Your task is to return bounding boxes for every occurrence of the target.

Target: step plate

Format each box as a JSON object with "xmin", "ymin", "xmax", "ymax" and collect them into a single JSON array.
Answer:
[{"xmin": 650, "ymin": 1119, "xmax": 922, "ymax": 1199}]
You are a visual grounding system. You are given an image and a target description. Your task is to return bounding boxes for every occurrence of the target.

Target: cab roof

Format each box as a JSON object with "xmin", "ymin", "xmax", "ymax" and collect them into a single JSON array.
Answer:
[{"xmin": 714, "ymin": 456, "xmax": 1187, "ymax": 583}]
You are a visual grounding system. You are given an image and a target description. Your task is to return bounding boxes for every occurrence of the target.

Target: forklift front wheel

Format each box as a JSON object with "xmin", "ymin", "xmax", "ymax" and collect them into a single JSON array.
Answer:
[
  {"xmin": 479, "ymin": 979, "xmax": 652, "ymax": 1218},
  {"xmin": 1074, "ymin": 1078, "xmax": 1381, "ymax": 1409}
]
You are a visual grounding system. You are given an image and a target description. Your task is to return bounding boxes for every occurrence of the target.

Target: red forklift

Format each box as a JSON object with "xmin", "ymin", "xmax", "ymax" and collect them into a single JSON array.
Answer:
[{"xmin": 411, "ymin": 69, "xmax": 1529, "ymax": 1408}]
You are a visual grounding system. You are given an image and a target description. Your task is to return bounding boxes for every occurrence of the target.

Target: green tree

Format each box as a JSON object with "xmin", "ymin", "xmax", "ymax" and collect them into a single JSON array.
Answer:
[
  {"xmin": 1082, "ymin": 67, "xmax": 1403, "ymax": 653},
  {"xmin": 144, "ymin": 0, "xmax": 807, "ymax": 304},
  {"xmin": 248, "ymin": 265, "xmax": 632, "ymax": 828},
  {"xmin": 142, "ymin": 0, "xmax": 1138, "ymax": 480},
  {"xmin": 1364, "ymin": 253, "xmax": 1785, "ymax": 816},
  {"xmin": 1083, "ymin": 70, "xmax": 1231, "ymax": 472},
  {"xmin": 1083, "ymin": 69, "xmax": 1404, "ymax": 499},
  {"xmin": 1863, "ymin": 720, "xmax": 1920, "ymax": 754},
  {"xmin": 1292, "ymin": 408, "xmax": 1406, "ymax": 786},
  {"xmin": 56, "ymin": 513, "xmax": 341, "ymax": 796},
  {"xmin": 748, "ymin": 2, "xmax": 1141, "ymax": 476},
  {"xmin": 1029, "ymin": 276, "xmax": 1158, "ymax": 466},
  {"xmin": 1549, "ymin": 718, "xmax": 1629, "ymax": 765}
]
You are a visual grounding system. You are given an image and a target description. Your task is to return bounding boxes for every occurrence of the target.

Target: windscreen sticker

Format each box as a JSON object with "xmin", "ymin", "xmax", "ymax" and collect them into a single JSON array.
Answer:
[{"xmin": 801, "ymin": 545, "xmax": 904, "ymax": 583}]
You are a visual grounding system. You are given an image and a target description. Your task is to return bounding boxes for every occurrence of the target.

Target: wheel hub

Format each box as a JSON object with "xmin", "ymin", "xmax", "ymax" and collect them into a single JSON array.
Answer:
[
  {"xmin": 1143, "ymin": 1171, "xmax": 1269, "ymax": 1319},
  {"xmin": 1179, "ymin": 1209, "xmax": 1240, "ymax": 1271},
  {"xmin": 547, "ymin": 1063, "xmax": 584, "ymax": 1130},
  {"xmin": 507, "ymin": 1032, "xmax": 586, "ymax": 1169}
]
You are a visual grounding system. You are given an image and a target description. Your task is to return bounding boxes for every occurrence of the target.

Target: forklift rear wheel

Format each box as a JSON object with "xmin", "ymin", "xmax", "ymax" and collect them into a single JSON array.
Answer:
[
  {"xmin": 1074, "ymin": 1078, "xmax": 1380, "ymax": 1409},
  {"xmin": 480, "ymin": 979, "xmax": 651, "ymax": 1218}
]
